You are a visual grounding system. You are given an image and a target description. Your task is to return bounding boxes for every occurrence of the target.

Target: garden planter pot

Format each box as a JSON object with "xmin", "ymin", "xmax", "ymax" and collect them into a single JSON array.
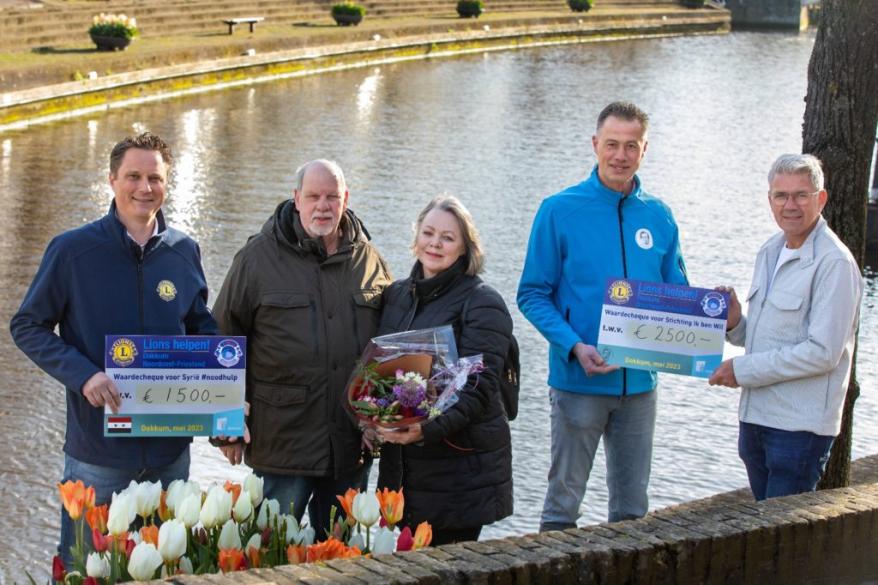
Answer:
[
  {"xmin": 332, "ymin": 13, "xmax": 363, "ymax": 25},
  {"xmin": 90, "ymin": 34, "xmax": 132, "ymax": 51}
]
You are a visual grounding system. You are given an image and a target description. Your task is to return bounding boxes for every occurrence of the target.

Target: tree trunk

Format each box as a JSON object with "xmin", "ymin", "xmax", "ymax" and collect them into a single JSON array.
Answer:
[{"xmin": 801, "ymin": 0, "xmax": 878, "ymax": 489}]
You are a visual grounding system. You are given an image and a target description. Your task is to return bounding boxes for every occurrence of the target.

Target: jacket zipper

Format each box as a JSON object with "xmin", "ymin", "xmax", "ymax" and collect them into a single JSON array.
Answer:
[
  {"xmin": 135, "ymin": 244, "xmax": 146, "ymax": 469},
  {"xmin": 402, "ymin": 283, "xmax": 419, "ymax": 330},
  {"xmin": 617, "ymin": 194, "xmax": 629, "ymax": 396},
  {"xmin": 137, "ymin": 247, "xmax": 145, "ymax": 334}
]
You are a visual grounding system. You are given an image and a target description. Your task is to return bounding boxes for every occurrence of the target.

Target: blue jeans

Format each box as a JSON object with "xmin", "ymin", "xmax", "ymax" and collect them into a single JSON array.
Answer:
[
  {"xmin": 261, "ymin": 462, "xmax": 369, "ymax": 537},
  {"xmin": 540, "ymin": 388, "xmax": 656, "ymax": 530},
  {"xmin": 58, "ymin": 448, "xmax": 190, "ymax": 567},
  {"xmin": 738, "ymin": 421, "xmax": 834, "ymax": 501}
]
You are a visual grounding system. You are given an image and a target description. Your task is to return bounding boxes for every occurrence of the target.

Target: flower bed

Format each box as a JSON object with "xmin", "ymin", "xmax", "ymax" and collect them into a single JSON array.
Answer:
[{"xmin": 53, "ymin": 477, "xmax": 430, "ymax": 583}]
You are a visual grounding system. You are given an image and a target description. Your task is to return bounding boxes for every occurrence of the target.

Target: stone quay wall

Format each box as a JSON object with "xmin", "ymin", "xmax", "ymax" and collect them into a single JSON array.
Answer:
[{"xmin": 160, "ymin": 456, "xmax": 878, "ymax": 584}]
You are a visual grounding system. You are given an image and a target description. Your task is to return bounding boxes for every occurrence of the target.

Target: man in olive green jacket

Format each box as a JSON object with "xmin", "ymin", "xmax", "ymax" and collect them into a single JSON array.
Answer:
[{"xmin": 213, "ymin": 159, "xmax": 391, "ymax": 531}]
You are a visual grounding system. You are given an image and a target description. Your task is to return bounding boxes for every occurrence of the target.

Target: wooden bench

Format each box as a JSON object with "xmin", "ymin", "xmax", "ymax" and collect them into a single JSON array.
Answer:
[{"xmin": 222, "ymin": 17, "xmax": 264, "ymax": 35}]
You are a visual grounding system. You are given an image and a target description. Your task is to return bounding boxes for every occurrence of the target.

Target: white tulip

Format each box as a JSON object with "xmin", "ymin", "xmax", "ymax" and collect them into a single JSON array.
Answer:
[
  {"xmin": 86, "ymin": 552, "xmax": 110, "ymax": 578},
  {"xmin": 134, "ymin": 480, "xmax": 162, "ymax": 519},
  {"xmin": 217, "ymin": 519, "xmax": 242, "ymax": 550},
  {"xmin": 243, "ymin": 474, "xmax": 264, "ymax": 507},
  {"xmin": 119, "ymin": 479, "xmax": 138, "ymax": 499},
  {"xmin": 245, "ymin": 533, "xmax": 262, "ymax": 554},
  {"xmin": 177, "ymin": 493, "xmax": 201, "ymax": 528},
  {"xmin": 347, "ymin": 533, "xmax": 365, "ymax": 550},
  {"xmin": 165, "ymin": 479, "xmax": 186, "ymax": 513},
  {"xmin": 352, "ymin": 492, "xmax": 380, "ymax": 527},
  {"xmin": 183, "ymin": 481, "xmax": 202, "ymax": 504},
  {"xmin": 127, "ymin": 542, "xmax": 163, "ymax": 581},
  {"xmin": 178, "ymin": 556, "xmax": 194, "ymax": 574},
  {"xmin": 157, "ymin": 519, "xmax": 187, "ymax": 562},
  {"xmin": 130, "ymin": 530, "xmax": 143, "ymax": 545},
  {"xmin": 372, "ymin": 527, "xmax": 396, "ymax": 555},
  {"xmin": 112, "ymin": 487, "xmax": 138, "ymax": 523},
  {"xmin": 282, "ymin": 514, "xmax": 300, "ymax": 544},
  {"xmin": 233, "ymin": 490, "xmax": 253, "ymax": 522},
  {"xmin": 199, "ymin": 485, "xmax": 232, "ymax": 529},
  {"xmin": 300, "ymin": 526, "xmax": 315, "ymax": 546},
  {"xmin": 256, "ymin": 499, "xmax": 279, "ymax": 531},
  {"xmin": 107, "ymin": 494, "xmax": 132, "ymax": 536}
]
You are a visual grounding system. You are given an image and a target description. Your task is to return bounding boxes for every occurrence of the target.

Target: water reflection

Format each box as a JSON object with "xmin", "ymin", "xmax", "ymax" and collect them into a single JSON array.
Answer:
[{"xmin": 4, "ymin": 30, "xmax": 873, "ymax": 583}]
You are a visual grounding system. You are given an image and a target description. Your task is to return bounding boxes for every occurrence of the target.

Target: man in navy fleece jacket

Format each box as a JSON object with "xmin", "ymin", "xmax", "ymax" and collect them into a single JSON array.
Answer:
[{"xmin": 10, "ymin": 132, "xmax": 217, "ymax": 564}]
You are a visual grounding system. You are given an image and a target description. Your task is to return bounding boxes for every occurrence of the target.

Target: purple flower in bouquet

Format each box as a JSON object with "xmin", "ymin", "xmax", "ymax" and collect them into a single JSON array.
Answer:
[{"xmin": 392, "ymin": 371, "xmax": 427, "ymax": 409}]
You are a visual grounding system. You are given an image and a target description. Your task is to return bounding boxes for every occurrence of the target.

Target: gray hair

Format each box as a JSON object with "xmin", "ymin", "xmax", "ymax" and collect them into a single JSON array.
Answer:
[
  {"xmin": 768, "ymin": 154, "xmax": 825, "ymax": 191},
  {"xmin": 596, "ymin": 101, "xmax": 650, "ymax": 133},
  {"xmin": 412, "ymin": 195, "xmax": 485, "ymax": 276},
  {"xmin": 293, "ymin": 159, "xmax": 347, "ymax": 192}
]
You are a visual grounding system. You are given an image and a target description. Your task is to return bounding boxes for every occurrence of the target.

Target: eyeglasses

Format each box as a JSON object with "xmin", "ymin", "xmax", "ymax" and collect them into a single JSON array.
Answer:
[{"xmin": 769, "ymin": 190, "xmax": 820, "ymax": 205}]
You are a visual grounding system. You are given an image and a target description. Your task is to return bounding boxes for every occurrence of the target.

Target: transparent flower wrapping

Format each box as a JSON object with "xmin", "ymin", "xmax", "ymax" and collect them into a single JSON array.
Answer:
[{"xmin": 346, "ymin": 325, "xmax": 484, "ymax": 430}]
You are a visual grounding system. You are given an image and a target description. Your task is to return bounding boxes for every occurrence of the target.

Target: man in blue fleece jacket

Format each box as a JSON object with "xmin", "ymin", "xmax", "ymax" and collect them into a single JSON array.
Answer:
[
  {"xmin": 518, "ymin": 102, "xmax": 688, "ymax": 530},
  {"xmin": 10, "ymin": 132, "xmax": 217, "ymax": 564}
]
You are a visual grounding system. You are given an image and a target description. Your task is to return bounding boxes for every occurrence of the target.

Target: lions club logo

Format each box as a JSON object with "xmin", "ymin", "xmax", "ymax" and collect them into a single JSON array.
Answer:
[
  {"xmin": 608, "ymin": 280, "xmax": 633, "ymax": 305},
  {"xmin": 701, "ymin": 292, "xmax": 727, "ymax": 317},
  {"xmin": 215, "ymin": 339, "xmax": 243, "ymax": 368},
  {"xmin": 110, "ymin": 338, "xmax": 138, "ymax": 367},
  {"xmin": 157, "ymin": 280, "xmax": 177, "ymax": 302}
]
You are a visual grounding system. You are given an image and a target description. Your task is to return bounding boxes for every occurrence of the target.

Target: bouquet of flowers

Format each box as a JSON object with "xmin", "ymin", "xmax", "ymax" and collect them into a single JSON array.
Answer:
[
  {"xmin": 346, "ymin": 325, "xmax": 484, "ymax": 430},
  {"xmin": 52, "ymin": 477, "xmax": 431, "ymax": 583}
]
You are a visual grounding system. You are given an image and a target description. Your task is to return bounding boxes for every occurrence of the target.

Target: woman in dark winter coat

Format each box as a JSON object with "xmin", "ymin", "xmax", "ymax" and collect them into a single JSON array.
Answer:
[{"xmin": 376, "ymin": 195, "xmax": 514, "ymax": 546}]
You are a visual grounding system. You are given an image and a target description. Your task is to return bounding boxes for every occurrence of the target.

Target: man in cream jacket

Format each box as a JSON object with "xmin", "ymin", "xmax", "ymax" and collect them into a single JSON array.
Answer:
[{"xmin": 709, "ymin": 153, "xmax": 863, "ymax": 501}]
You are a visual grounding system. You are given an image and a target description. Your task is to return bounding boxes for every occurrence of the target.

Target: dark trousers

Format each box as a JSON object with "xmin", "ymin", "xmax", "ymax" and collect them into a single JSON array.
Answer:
[{"xmin": 738, "ymin": 421, "xmax": 834, "ymax": 501}]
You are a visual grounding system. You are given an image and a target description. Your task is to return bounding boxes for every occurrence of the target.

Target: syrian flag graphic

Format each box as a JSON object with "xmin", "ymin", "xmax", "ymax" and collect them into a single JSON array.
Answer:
[{"xmin": 107, "ymin": 416, "xmax": 133, "ymax": 434}]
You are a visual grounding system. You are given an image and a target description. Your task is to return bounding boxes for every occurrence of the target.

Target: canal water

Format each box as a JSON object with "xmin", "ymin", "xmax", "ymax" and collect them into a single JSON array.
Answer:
[{"xmin": 2, "ymin": 30, "xmax": 876, "ymax": 583}]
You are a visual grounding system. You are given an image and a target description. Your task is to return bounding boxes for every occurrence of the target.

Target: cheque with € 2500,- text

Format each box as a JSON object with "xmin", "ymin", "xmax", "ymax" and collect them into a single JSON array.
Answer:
[
  {"xmin": 103, "ymin": 335, "xmax": 246, "ymax": 437},
  {"xmin": 596, "ymin": 279, "xmax": 729, "ymax": 378}
]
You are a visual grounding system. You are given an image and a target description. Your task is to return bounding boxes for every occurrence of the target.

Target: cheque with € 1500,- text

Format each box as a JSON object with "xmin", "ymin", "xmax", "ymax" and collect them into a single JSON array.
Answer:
[
  {"xmin": 103, "ymin": 335, "xmax": 246, "ymax": 437},
  {"xmin": 596, "ymin": 279, "xmax": 729, "ymax": 378}
]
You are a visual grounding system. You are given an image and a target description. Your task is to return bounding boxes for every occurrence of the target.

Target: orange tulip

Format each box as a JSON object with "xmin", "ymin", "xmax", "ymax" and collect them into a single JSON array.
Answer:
[
  {"xmin": 376, "ymin": 487, "xmax": 404, "ymax": 527},
  {"xmin": 85, "ymin": 504, "xmax": 109, "ymax": 533},
  {"xmin": 336, "ymin": 487, "xmax": 358, "ymax": 526},
  {"xmin": 84, "ymin": 486, "xmax": 96, "ymax": 510},
  {"xmin": 158, "ymin": 491, "xmax": 172, "ymax": 522},
  {"xmin": 218, "ymin": 548, "xmax": 247, "ymax": 573},
  {"xmin": 139, "ymin": 524, "xmax": 159, "ymax": 546},
  {"xmin": 223, "ymin": 481, "xmax": 242, "ymax": 505},
  {"xmin": 246, "ymin": 545, "xmax": 261, "ymax": 568},
  {"xmin": 413, "ymin": 522, "xmax": 432, "ymax": 549},
  {"xmin": 58, "ymin": 480, "xmax": 88, "ymax": 520},
  {"xmin": 286, "ymin": 544, "xmax": 306, "ymax": 564},
  {"xmin": 306, "ymin": 537, "xmax": 361, "ymax": 563}
]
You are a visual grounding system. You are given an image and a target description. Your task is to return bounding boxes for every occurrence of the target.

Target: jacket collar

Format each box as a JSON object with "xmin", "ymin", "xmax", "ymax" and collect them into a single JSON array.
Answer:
[
  {"xmin": 103, "ymin": 201, "xmax": 168, "ymax": 253},
  {"xmin": 409, "ymin": 256, "xmax": 468, "ymax": 302},
  {"xmin": 271, "ymin": 199, "xmax": 367, "ymax": 262},
  {"xmin": 586, "ymin": 165, "xmax": 643, "ymax": 202},
  {"xmin": 765, "ymin": 215, "xmax": 827, "ymax": 270}
]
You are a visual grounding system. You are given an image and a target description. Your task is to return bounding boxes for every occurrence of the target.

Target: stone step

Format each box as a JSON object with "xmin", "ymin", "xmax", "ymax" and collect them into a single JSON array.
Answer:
[{"xmin": 0, "ymin": 1, "xmax": 695, "ymax": 49}]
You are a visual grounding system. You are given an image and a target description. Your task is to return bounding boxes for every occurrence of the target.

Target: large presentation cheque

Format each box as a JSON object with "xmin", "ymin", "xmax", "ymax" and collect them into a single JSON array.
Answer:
[
  {"xmin": 104, "ymin": 335, "xmax": 246, "ymax": 437},
  {"xmin": 596, "ymin": 279, "xmax": 729, "ymax": 378}
]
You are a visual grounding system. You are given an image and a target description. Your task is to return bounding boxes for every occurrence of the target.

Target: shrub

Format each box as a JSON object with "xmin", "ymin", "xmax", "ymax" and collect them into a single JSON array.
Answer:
[
  {"xmin": 89, "ymin": 13, "xmax": 139, "ymax": 39},
  {"xmin": 331, "ymin": 2, "xmax": 366, "ymax": 17}
]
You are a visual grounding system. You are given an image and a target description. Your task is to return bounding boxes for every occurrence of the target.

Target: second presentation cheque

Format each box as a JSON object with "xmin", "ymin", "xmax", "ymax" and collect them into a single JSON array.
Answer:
[{"xmin": 596, "ymin": 279, "xmax": 730, "ymax": 378}]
